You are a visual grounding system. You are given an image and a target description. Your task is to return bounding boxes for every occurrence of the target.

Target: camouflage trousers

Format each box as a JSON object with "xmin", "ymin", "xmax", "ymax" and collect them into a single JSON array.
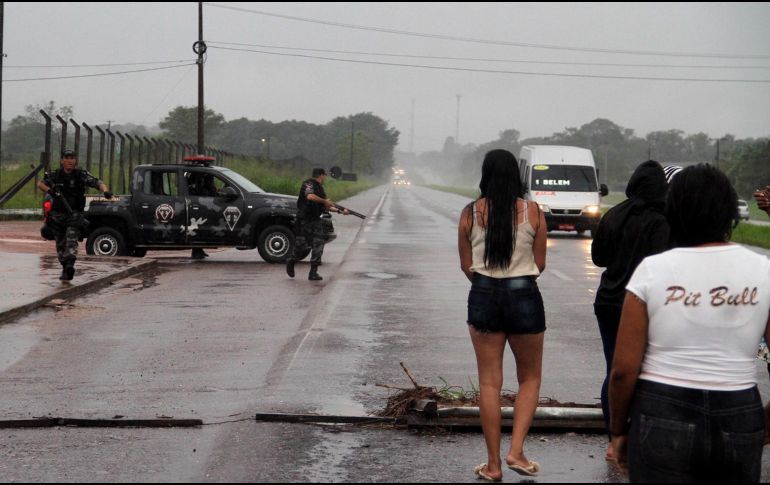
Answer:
[
  {"xmin": 50, "ymin": 213, "xmax": 81, "ymax": 267},
  {"xmin": 292, "ymin": 219, "xmax": 325, "ymax": 265}
]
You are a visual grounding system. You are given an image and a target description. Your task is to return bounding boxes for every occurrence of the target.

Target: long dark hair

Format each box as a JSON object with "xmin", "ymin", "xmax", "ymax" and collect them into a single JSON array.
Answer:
[
  {"xmin": 666, "ymin": 163, "xmax": 738, "ymax": 247},
  {"xmin": 473, "ymin": 149, "xmax": 525, "ymax": 270}
]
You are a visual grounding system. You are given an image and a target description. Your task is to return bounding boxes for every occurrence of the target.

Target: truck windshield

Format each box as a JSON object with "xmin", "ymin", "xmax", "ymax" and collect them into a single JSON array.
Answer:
[
  {"xmin": 530, "ymin": 165, "xmax": 598, "ymax": 192},
  {"xmin": 220, "ymin": 169, "xmax": 265, "ymax": 193}
]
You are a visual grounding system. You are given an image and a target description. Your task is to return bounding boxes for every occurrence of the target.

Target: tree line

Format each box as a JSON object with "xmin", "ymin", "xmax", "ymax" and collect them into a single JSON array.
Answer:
[
  {"xmin": 0, "ymin": 102, "xmax": 400, "ymax": 179},
  {"xmin": 412, "ymin": 118, "xmax": 769, "ymax": 198}
]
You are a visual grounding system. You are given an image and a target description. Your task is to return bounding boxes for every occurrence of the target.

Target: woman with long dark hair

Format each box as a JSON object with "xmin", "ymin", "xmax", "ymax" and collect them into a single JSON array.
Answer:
[
  {"xmin": 610, "ymin": 164, "xmax": 770, "ymax": 482},
  {"xmin": 458, "ymin": 149, "xmax": 547, "ymax": 481}
]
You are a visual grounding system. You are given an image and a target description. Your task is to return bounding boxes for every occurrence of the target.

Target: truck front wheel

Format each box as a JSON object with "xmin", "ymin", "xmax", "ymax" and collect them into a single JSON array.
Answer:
[
  {"xmin": 257, "ymin": 225, "xmax": 294, "ymax": 263},
  {"xmin": 86, "ymin": 227, "xmax": 128, "ymax": 257}
]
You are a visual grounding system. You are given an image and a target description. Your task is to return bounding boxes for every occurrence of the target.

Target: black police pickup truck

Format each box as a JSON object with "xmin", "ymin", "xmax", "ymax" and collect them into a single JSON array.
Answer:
[{"xmin": 82, "ymin": 160, "xmax": 335, "ymax": 262}]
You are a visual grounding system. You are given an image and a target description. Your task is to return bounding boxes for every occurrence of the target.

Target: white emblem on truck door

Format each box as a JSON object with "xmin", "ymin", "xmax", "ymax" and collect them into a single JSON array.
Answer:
[
  {"xmin": 155, "ymin": 204, "xmax": 175, "ymax": 223},
  {"xmin": 223, "ymin": 206, "xmax": 241, "ymax": 231}
]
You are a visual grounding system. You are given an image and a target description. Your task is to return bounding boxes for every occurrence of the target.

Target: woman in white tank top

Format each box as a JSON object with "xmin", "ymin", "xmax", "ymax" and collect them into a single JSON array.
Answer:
[{"xmin": 458, "ymin": 149, "xmax": 547, "ymax": 481}]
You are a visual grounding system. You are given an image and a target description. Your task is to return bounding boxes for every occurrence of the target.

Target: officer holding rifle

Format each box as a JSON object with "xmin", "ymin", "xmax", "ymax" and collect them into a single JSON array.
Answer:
[
  {"xmin": 37, "ymin": 149, "xmax": 112, "ymax": 281},
  {"xmin": 286, "ymin": 167, "xmax": 349, "ymax": 281}
]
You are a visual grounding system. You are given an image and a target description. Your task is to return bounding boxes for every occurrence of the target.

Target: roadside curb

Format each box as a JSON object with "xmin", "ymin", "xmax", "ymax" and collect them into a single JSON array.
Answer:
[{"xmin": 0, "ymin": 258, "xmax": 158, "ymax": 326}]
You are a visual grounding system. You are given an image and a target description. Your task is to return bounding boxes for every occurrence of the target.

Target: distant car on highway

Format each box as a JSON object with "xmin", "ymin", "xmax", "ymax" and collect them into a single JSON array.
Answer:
[{"xmin": 737, "ymin": 199, "xmax": 750, "ymax": 221}]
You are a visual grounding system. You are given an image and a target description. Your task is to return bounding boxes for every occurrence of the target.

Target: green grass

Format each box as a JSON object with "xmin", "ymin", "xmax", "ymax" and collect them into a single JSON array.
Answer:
[
  {"xmin": 1, "ymin": 159, "xmax": 378, "ymax": 209},
  {"xmin": 732, "ymin": 222, "xmax": 770, "ymax": 249},
  {"xmin": 602, "ymin": 192, "xmax": 627, "ymax": 206},
  {"xmin": 0, "ymin": 162, "xmax": 46, "ymax": 209},
  {"xmin": 221, "ymin": 159, "xmax": 377, "ymax": 201}
]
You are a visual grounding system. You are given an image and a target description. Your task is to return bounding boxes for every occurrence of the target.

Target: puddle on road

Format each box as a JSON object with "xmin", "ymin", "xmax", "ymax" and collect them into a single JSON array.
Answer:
[
  {"xmin": 316, "ymin": 395, "xmax": 368, "ymax": 418},
  {"xmin": 111, "ymin": 269, "xmax": 161, "ymax": 293},
  {"xmin": 364, "ymin": 272, "xmax": 398, "ymax": 279},
  {"xmin": 0, "ymin": 325, "xmax": 40, "ymax": 372}
]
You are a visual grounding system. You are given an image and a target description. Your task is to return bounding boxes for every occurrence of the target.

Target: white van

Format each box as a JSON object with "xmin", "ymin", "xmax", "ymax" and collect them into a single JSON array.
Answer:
[{"xmin": 518, "ymin": 145, "xmax": 608, "ymax": 237}]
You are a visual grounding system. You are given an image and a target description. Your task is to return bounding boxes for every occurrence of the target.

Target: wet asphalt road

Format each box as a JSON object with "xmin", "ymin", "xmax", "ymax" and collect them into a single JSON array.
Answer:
[{"xmin": 1, "ymin": 185, "xmax": 770, "ymax": 482}]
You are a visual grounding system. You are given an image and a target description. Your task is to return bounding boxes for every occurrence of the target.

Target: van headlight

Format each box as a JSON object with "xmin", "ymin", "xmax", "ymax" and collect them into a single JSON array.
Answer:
[
  {"xmin": 583, "ymin": 205, "xmax": 601, "ymax": 215},
  {"xmin": 538, "ymin": 203, "xmax": 550, "ymax": 213}
]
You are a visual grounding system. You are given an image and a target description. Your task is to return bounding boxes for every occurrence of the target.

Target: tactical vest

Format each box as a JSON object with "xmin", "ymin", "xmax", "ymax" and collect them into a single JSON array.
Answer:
[{"xmin": 49, "ymin": 169, "xmax": 88, "ymax": 212}]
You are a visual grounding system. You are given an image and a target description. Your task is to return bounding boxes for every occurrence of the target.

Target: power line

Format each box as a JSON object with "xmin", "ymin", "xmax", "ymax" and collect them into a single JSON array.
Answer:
[
  {"xmin": 3, "ymin": 63, "xmax": 197, "ymax": 82},
  {"xmin": 208, "ymin": 46, "xmax": 770, "ymax": 84},
  {"xmin": 140, "ymin": 64, "xmax": 196, "ymax": 125},
  {"xmin": 204, "ymin": 3, "xmax": 770, "ymax": 60},
  {"xmin": 3, "ymin": 59, "xmax": 196, "ymax": 69},
  {"xmin": 207, "ymin": 41, "xmax": 770, "ymax": 70}
]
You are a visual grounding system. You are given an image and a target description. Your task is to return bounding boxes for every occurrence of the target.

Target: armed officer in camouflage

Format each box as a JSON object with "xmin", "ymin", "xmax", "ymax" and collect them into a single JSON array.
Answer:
[
  {"xmin": 286, "ymin": 167, "xmax": 347, "ymax": 281},
  {"xmin": 38, "ymin": 149, "xmax": 112, "ymax": 281}
]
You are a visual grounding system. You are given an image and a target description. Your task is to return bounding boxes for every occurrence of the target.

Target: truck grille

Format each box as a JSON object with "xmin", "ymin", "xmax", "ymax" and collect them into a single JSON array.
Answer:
[{"xmin": 551, "ymin": 209, "xmax": 582, "ymax": 215}]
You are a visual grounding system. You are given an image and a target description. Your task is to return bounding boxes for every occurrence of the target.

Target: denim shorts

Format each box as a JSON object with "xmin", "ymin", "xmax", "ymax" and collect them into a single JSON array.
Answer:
[
  {"xmin": 628, "ymin": 379, "xmax": 764, "ymax": 483},
  {"xmin": 467, "ymin": 273, "xmax": 546, "ymax": 334}
]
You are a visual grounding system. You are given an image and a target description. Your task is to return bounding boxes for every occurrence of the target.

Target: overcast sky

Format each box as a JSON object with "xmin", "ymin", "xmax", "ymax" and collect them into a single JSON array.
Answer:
[{"xmin": 4, "ymin": 2, "xmax": 770, "ymax": 153}]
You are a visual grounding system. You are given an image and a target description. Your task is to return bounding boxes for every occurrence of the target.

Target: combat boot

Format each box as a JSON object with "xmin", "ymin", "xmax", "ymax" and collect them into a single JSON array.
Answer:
[
  {"xmin": 191, "ymin": 248, "xmax": 208, "ymax": 260},
  {"xmin": 308, "ymin": 264, "xmax": 323, "ymax": 281},
  {"xmin": 286, "ymin": 259, "xmax": 296, "ymax": 278},
  {"xmin": 60, "ymin": 264, "xmax": 75, "ymax": 281}
]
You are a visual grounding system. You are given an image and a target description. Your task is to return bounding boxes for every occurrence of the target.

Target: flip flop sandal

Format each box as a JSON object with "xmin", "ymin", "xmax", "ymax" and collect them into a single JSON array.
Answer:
[
  {"xmin": 474, "ymin": 463, "xmax": 502, "ymax": 482},
  {"xmin": 508, "ymin": 460, "xmax": 540, "ymax": 476}
]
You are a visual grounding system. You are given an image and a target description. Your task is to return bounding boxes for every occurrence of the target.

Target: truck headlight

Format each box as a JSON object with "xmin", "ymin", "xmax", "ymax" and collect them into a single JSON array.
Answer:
[
  {"xmin": 583, "ymin": 205, "xmax": 601, "ymax": 215},
  {"xmin": 538, "ymin": 203, "xmax": 550, "ymax": 212}
]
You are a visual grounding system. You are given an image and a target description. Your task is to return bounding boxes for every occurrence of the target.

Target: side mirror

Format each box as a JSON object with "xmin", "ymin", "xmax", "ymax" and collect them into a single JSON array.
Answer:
[
  {"xmin": 219, "ymin": 186, "xmax": 238, "ymax": 200},
  {"xmin": 599, "ymin": 184, "xmax": 609, "ymax": 197}
]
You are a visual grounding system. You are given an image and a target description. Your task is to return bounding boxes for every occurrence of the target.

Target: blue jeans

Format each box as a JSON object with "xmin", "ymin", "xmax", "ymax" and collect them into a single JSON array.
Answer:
[
  {"xmin": 595, "ymin": 303, "xmax": 622, "ymax": 438},
  {"xmin": 628, "ymin": 379, "xmax": 764, "ymax": 483}
]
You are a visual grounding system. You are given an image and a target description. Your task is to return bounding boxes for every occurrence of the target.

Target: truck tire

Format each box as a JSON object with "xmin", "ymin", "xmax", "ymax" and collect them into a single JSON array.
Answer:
[
  {"xmin": 86, "ymin": 227, "xmax": 128, "ymax": 257},
  {"xmin": 257, "ymin": 225, "xmax": 294, "ymax": 263}
]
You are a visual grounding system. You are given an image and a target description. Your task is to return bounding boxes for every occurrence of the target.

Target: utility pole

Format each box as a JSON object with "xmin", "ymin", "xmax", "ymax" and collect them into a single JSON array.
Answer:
[
  {"xmin": 195, "ymin": 1, "xmax": 206, "ymax": 155},
  {"xmin": 604, "ymin": 151, "xmax": 608, "ymax": 185},
  {"xmin": 0, "ymin": 2, "xmax": 4, "ymax": 195},
  {"xmin": 410, "ymin": 98, "xmax": 415, "ymax": 154},
  {"xmin": 350, "ymin": 121, "xmax": 355, "ymax": 172},
  {"xmin": 455, "ymin": 95, "xmax": 461, "ymax": 143}
]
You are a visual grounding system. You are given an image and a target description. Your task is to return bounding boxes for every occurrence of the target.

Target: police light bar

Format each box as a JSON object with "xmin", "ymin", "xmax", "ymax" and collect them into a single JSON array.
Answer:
[{"xmin": 183, "ymin": 155, "xmax": 216, "ymax": 166}]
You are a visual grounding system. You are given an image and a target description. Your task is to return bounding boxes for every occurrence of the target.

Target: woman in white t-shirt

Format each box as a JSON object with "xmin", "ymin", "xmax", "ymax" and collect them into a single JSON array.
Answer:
[{"xmin": 609, "ymin": 164, "xmax": 770, "ymax": 482}]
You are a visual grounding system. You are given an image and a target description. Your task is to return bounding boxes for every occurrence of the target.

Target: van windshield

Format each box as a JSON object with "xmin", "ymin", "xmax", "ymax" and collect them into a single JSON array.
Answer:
[{"xmin": 530, "ymin": 165, "xmax": 598, "ymax": 192}]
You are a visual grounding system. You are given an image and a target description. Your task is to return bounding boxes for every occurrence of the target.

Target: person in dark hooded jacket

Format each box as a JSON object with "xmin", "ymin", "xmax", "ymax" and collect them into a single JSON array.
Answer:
[{"xmin": 591, "ymin": 160, "xmax": 671, "ymax": 459}]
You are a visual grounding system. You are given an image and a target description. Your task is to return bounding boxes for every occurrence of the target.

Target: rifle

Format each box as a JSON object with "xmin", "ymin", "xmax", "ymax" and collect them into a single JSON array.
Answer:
[
  {"xmin": 49, "ymin": 184, "xmax": 74, "ymax": 214},
  {"xmin": 47, "ymin": 183, "xmax": 90, "ymax": 231},
  {"xmin": 332, "ymin": 203, "xmax": 366, "ymax": 220}
]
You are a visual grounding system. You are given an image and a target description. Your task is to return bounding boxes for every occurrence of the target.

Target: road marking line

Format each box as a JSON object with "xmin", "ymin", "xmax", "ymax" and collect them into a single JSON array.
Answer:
[{"xmin": 370, "ymin": 186, "xmax": 390, "ymax": 219}]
